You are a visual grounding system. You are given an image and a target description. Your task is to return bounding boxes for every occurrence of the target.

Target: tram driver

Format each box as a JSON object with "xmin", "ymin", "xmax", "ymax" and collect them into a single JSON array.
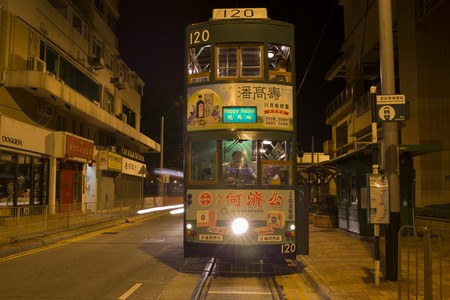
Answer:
[{"xmin": 224, "ymin": 151, "xmax": 257, "ymax": 184}]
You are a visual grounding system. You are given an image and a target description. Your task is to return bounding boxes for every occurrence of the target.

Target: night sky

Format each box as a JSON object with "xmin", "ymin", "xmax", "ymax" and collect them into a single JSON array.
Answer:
[{"xmin": 117, "ymin": 0, "xmax": 345, "ymax": 169}]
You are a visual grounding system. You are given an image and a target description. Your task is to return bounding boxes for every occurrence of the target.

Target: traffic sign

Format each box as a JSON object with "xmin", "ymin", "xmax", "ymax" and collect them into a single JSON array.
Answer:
[
  {"xmin": 138, "ymin": 165, "xmax": 148, "ymax": 175},
  {"xmin": 376, "ymin": 94, "xmax": 405, "ymax": 122}
]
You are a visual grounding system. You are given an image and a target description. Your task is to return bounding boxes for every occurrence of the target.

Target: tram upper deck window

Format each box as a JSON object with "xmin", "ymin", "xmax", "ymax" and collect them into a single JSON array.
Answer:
[
  {"xmin": 216, "ymin": 45, "xmax": 263, "ymax": 80},
  {"xmin": 268, "ymin": 44, "xmax": 292, "ymax": 83},
  {"xmin": 188, "ymin": 45, "xmax": 211, "ymax": 84}
]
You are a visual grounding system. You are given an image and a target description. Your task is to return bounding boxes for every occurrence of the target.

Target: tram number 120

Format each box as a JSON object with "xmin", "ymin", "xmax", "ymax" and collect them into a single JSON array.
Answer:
[
  {"xmin": 281, "ymin": 243, "xmax": 296, "ymax": 254},
  {"xmin": 189, "ymin": 30, "xmax": 210, "ymax": 45}
]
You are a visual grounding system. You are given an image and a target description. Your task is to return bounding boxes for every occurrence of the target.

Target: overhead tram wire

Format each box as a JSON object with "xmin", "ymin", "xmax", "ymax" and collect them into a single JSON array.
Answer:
[{"xmin": 296, "ymin": 0, "xmax": 339, "ymax": 99}]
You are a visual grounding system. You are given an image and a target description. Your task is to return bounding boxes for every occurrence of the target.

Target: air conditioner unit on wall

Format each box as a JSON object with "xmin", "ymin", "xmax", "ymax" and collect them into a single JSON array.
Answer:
[
  {"xmin": 37, "ymin": 104, "xmax": 53, "ymax": 117},
  {"xmin": 110, "ymin": 76, "xmax": 126, "ymax": 90},
  {"xmin": 28, "ymin": 57, "xmax": 46, "ymax": 73},
  {"xmin": 89, "ymin": 56, "xmax": 104, "ymax": 69}
]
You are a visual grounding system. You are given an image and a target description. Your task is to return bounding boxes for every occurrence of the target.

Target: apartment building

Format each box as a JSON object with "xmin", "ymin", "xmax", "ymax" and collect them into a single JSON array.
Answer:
[
  {"xmin": 324, "ymin": 0, "xmax": 449, "ymax": 234},
  {"xmin": 0, "ymin": 0, "xmax": 159, "ymax": 213}
]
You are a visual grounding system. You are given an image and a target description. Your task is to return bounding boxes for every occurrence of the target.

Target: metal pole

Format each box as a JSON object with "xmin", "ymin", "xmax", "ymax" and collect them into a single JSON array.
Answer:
[
  {"xmin": 378, "ymin": 0, "xmax": 400, "ymax": 281},
  {"xmin": 141, "ymin": 173, "xmax": 144, "ymax": 209},
  {"xmin": 370, "ymin": 86, "xmax": 380, "ymax": 287},
  {"xmin": 159, "ymin": 116, "xmax": 164, "ymax": 197},
  {"xmin": 423, "ymin": 227, "xmax": 433, "ymax": 300}
]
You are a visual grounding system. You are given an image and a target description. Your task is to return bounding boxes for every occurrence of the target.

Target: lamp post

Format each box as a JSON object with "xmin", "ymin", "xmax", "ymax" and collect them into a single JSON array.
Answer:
[{"xmin": 158, "ymin": 116, "xmax": 164, "ymax": 197}]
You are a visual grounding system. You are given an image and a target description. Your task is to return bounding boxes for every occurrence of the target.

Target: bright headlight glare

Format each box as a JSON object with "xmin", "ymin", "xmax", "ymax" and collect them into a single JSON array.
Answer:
[{"xmin": 231, "ymin": 217, "xmax": 248, "ymax": 235}]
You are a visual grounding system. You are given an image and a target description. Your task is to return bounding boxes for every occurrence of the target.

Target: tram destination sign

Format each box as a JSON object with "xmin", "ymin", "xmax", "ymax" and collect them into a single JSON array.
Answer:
[{"xmin": 222, "ymin": 106, "xmax": 257, "ymax": 123}]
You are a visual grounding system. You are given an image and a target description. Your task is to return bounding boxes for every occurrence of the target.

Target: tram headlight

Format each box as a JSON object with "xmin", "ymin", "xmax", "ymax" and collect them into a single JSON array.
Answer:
[
  {"xmin": 285, "ymin": 224, "xmax": 296, "ymax": 237},
  {"xmin": 231, "ymin": 217, "xmax": 248, "ymax": 235},
  {"xmin": 186, "ymin": 223, "xmax": 196, "ymax": 236}
]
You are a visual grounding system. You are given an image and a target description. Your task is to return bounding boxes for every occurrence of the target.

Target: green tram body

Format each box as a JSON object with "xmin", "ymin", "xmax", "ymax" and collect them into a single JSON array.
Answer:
[{"xmin": 183, "ymin": 8, "xmax": 299, "ymax": 259}]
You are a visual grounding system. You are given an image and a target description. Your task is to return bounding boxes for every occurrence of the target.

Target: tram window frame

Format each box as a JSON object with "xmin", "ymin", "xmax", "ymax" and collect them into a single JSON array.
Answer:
[
  {"xmin": 222, "ymin": 140, "xmax": 257, "ymax": 185},
  {"xmin": 188, "ymin": 45, "xmax": 211, "ymax": 84},
  {"xmin": 268, "ymin": 43, "xmax": 292, "ymax": 83},
  {"xmin": 261, "ymin": 161, "xmax": 292, "ymax": 185},
  {"xmin": 216, "ymin": 44, "xmax": 263, "ymax": 80},
  {"xmin": 260, "ymin": 140, "xmax": 287, "ymax": 161},
  {"xmin": 187, "ymin": 140, "xmax": 218, "ymax": 184}
]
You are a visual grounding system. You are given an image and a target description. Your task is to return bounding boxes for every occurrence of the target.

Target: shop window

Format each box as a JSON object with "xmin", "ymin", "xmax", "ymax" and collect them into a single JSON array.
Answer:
[
  {"xmin": 350, "ymin": 174, "xmax": 358, "ymax": 206},
  {"xmin": 338, "ymin": 176, "xmax": 346, "ymax": 207}
]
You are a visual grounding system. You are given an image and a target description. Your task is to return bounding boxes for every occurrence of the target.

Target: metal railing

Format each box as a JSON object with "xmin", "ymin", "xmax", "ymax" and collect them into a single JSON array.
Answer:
[
  {"xmin": 398, "ymin": 226, "xmax": 450, "ymax": 299},
  {"xmin": 0, "ymin": 194, "xmax": 175, "ymax": 246}
]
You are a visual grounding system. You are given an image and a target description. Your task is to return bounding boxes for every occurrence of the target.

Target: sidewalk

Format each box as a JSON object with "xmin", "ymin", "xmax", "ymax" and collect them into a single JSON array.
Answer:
[{"xmin": 297, "ymin": 225, "xmax": 398, "ymax": 299}]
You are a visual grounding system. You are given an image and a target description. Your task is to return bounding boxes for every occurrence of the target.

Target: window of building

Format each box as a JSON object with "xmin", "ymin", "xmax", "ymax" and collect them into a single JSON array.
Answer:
[
  {"xmin": 105, "ymin": 49, "xmax": 113, "ymax": 71},
  {"xmin": 72, "ymin": 12, "xmax": 82, "ymax": 34},
  {"xmin": 122, "ymin": 105, "xmax": 136, "ymax": 128},
  {"xmin": 216, "ymin": 44, "xmax": 263, "ymax": 80},
  {"xmin": 94, "ymin": 0, "xmax": 104, "ymax": 15},
  {"xmin": 48, "ymin": 0, "xmax": 68, "ymax": 19},
  {"xmin": 40, "ymin": 42, "xmax": 59, "ymax": 77},
  {"xmin": 72, "ymin": 120, "xmax": 77, "ymax": 134},
  {"xmin": 104, "ymin": 90, "xmax": 115, "ymax": 114},
  {"xmin": 79, "ymin": 122, "xmax": 84, "ymax": 138},
  {"xmin": 40, "ymin": 41, "xmax": 100, "ymax": 102},
  {"xmin": 350, "ymin": 174, "xmax": 358, "ymax": 206},
  {"xmin": 107, "ymin": 12, "xmax": 117, "ymax": 32},
  {"xmin": 60, "ymin": 56, "xmax": 100, "ymax": 101},
  {"xmin": 68, "ymin": 7, "xmax": 88, "ymax": 40},
  {"xmin": 338, "ymin": 176, "xmax": 346, "ymax": 207},
  {"xmin": 57, "ymin": 116, "xmax": 67, "ymax": 131},
  {"xmin": 92, "ymin": 35, "xmax": 103, "ymax": 58}
]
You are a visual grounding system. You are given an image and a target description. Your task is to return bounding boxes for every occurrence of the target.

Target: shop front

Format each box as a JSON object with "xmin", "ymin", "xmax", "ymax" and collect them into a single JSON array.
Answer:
[
  {"xmin": 96, "ymin": 150, "xmax": 147, "ymax": 212},
  {"xmin": 97, "ymin": 150, "xmax": 122, "ymax": 211},
  {"xmin": 0, "ymin": 115, "xmax": 51, "ymax": 210},
  {"xmin": 53, "ymin": 132, "xmax": 94, "ymax": 213}
]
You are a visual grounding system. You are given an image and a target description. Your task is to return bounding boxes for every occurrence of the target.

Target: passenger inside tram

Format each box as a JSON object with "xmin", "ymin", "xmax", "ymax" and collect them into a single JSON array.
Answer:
[{"xmin": 224, "ymin": 150, "xmax": 257, "ymax": 184}]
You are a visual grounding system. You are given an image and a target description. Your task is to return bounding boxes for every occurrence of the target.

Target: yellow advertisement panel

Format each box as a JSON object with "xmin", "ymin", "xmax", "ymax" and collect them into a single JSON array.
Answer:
[{"xmin": 187, "ymin": 83, "xmax": 293, "ymax": 131}]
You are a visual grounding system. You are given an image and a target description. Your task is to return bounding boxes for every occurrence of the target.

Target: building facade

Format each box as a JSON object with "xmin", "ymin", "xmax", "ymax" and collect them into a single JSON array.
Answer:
[
  {"xmin": 0, "ymin": 0, "xmax": 159, "ymax": 213},
  {"xmin": 324, "ymin": 0, "xmax": 449, "ymax": 233}
]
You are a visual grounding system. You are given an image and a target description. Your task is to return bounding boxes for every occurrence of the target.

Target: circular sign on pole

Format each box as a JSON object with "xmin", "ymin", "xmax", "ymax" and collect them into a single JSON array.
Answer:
[{"xmin": 378, "ymin": 105, "xmax": 395, "ymax": 121}]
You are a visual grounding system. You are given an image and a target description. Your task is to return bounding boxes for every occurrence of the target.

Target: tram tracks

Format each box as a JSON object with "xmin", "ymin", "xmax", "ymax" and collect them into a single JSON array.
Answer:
[{"xmin": 190, "ymin": 258, "xmax": 291, "ymax": 300}]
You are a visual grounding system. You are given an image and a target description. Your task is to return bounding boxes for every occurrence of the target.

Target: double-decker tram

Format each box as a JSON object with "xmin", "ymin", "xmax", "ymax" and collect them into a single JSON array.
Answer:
[{"xmin": 183, "ymin": 8, "xmax": 298, "ymax": 260}]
